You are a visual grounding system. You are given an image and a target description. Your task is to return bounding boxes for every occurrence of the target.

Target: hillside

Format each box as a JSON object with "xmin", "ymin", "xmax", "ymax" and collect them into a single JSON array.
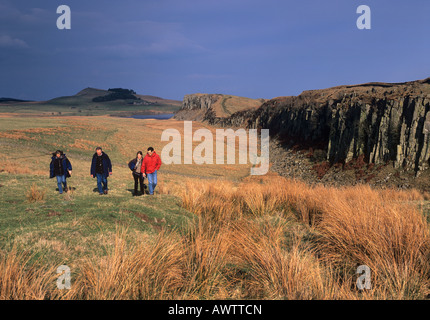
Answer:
[
  {"xmin": 0, "ymin": 87, "xmax": 182, "ymax": 116},
  {"xmin": 0, "ymin": 98, "xmax": 33, "ymax": 103},
  {"xmin": 173, "ymin": 93, "xmax": 266, "ymax": 121}
]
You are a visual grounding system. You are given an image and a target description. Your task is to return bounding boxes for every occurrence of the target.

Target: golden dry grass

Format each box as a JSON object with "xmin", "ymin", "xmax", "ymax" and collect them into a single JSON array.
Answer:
[
  {"xmin": 2, "ymin": 169, "xmax": 430, "ymax": 300},
  {"xmin": 167, "ymin": 175, "xmax": 430, "ymax": 299},
  {"xmin": 0, "ymin": 248, "xmax": 57, "ymax": 299},
  {"xmin": 57, "ymin": 224, "xmax": 231, "ymax": 300},
  {"xmin": 25, "ymin": 183, "xmax": 46, "ymax": 202},
  {"xmin": 47, "ymin": 169, "xmax": 429, "ymax": 300},
  {"xmin": 45, "ymin": 174, "xmax": 421, "ymax": 300},
  {"xmin": 0, "ymin": 160, "xmax": 45, "ymax": 175}
]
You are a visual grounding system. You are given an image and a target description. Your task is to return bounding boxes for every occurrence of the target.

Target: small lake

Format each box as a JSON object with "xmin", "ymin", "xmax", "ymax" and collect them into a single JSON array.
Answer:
[{"xmin": 130, "ymin": 113, "xmax": 175, "ymax": 120}]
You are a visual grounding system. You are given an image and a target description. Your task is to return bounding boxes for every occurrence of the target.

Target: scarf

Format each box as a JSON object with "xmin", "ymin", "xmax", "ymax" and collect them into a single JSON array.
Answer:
[{"xmin": 135, "ymin": 157, "xmax": 142, "ymax": 173}]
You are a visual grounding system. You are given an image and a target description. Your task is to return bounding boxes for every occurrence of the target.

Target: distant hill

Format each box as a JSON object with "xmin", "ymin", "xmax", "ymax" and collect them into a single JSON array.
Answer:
[
  {"xmin": 74, "ymin": 88, "xmax": 181, "ymax": 106},
  {"xmin": 46, "ymin": 87, "xmax": 181, "ymax": 107},
  {"xmin": 0, "ymin": 97, "xmax": 33, "ymax": 103},
  {"xmin": 0, "ymin": 87, "xmax": 182, "ymax": 116}
]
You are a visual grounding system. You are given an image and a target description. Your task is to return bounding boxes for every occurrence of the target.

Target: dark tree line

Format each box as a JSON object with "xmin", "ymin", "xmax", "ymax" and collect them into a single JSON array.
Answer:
[{"xmin": 92, "ymin": 88, "xmax": 141, "ymax": 102}]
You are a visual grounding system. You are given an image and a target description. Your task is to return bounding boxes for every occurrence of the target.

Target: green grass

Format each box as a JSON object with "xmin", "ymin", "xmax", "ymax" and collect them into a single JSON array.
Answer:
[
  {"xmin": 0, "ymin": 170, "xmax": 193, "ymax": 267},
  {"xmin": 0, "ymin": 102, "xmax": 180, "ymax": 116},
  {"xmin": 0, "ymin": 114, "xmax": 249, "ymax": 272}
]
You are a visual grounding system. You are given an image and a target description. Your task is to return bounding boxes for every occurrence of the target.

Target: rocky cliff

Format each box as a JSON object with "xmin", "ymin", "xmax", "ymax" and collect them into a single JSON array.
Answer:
[
  {"xmin": 214, "ymin": 78, "xmax": 430, "ymax": 174},
  {"xmin": 173, "ymin": 94, "xmax": 219, "ymax": 122},
  {"xmin": 174, "ymin": 93, "xmax": 265, "ymax": 122}
]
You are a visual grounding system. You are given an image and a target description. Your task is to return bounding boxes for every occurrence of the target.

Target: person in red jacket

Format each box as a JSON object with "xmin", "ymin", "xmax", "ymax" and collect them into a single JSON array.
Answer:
[{"xmin": 141, "ymin": 147, "xmax": 162, "ymax": 195}]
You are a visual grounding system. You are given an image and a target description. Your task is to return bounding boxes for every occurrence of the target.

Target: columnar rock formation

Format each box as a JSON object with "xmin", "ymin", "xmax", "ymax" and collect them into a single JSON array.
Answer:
[
  {"xmin": 229, "ymin": 78, "xmax": 430, "ymax": 172},
  {"xmin": 177, "ymin": 78, "xmax": 430, "ymax": 173}
]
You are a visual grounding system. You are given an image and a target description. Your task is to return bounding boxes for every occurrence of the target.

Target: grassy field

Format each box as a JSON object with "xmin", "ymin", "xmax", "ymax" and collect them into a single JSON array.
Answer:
[
  {"xmin": 0, "ymin": 101, "xmax": 180, "ymax": 117},
  {"xmin": 0, "ymin": 114, "xmax": 430, "ymax": 299}
]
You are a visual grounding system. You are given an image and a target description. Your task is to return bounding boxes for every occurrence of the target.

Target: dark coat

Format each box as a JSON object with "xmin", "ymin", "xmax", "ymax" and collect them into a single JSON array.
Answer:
[
  {"xmin": 128, "ymin": 158, "xmax": 143, "ymax": 176},
  {"xmin": 91, "ymin": 152, "xmax": 112, "ymax": 178},
  {"xmin": 128, "ymin": 158, "xmax": 137, "ymax": 171},
  {"xmin": 50, "ymin": 155, "xmax": 72, "ymax": 178}
]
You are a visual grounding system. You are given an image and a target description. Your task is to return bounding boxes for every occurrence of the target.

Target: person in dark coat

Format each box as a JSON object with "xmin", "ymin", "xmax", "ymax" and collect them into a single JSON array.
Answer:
[
  {"xmin": 90, "ymin": 147, "xmax": 112, "ymax": 195},
  {"xmin": 50, "ymin": 150, "xmax": 72, "ymax": 194},
  {"xmin": 128, "ymin": 151, "xmax": 146, "ymax": 196}
]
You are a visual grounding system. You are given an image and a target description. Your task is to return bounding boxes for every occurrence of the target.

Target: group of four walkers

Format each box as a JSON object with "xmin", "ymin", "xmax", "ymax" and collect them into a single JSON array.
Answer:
[{"xmin": 49, "ymin": 146, "xmax": 162, "ymax": 196}]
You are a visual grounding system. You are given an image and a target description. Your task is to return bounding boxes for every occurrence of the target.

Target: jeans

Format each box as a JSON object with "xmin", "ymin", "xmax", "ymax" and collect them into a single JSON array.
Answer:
[
  {"xmin": 133, "ymin": 172, "xmax": 145, "ymax": 194},
  {"xmin": 146, "ymin": 170, "xmax": 157, "ymax": 195},
  {"xmin": 96, "ymin": 173, "xmax": 108, "ymax": 194},
  {"xmin": 56, "ymin": 175, "xmax": 67, "ymax": 194}
]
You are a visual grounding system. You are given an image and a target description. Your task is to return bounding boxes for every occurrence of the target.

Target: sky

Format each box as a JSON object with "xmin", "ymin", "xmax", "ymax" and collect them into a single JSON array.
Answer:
[{"xmin": 0, "ymin": 0, "xmax": 429, "ymax": 101}]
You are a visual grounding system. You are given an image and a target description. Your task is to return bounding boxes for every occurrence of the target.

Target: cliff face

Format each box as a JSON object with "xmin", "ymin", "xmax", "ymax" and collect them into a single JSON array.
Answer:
[
  {"xmin": 173, "ymin": 94, "xmax": 219, "ymax": 122},
  {"xmin": 174, "ymin": 93, "xmax": 265, "ymax": 122},
  {"xmin": 217, "ymin": 78, "xmax": 430, "ymax": 173}
]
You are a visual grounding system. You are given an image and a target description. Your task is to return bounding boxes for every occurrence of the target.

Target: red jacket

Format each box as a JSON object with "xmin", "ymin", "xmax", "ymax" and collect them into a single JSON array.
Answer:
[{"xmin": 141, "ymin": 151, "xmax": 162, "ymax": 174}]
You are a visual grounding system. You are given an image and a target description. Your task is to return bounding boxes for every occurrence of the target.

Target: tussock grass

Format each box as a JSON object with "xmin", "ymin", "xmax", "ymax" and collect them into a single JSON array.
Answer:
[
  {"xmin": 172, "ymin": 175, "xmax": 430, "ymax": 299},
  {"xmin": 62, "ymin": 230, "xmax": 184, "ymax": 299},
  {"xmin": 0, "ymin": 248, "xmax": 57, "ymax": 299},
  {"xmin": 59, "ymin": 224, "xmax": 231, "ymax": 300},
  {"xmin": 226, "ymin": 218, "xmax": 328, "ymax": 299},
  {"xmin": 316, "ymin": 186, "xmax": 430, "ymax": 299},
  {"xmin": 26, "ymin": 183, "xmax": 46, "ymax": 203},
  {"xmin": 2, "ymin": 174, "xmax": 430, "ymax": 300}
]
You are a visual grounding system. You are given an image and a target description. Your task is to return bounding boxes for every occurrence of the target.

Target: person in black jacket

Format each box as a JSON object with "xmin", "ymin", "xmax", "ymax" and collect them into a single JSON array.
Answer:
[
  {"xmin": 90, "ymin": 147, "xmax": 112, "ymax": 195},
  {"xmin": 50, "ymin": 150, "xmax": 72, "ymax": 194},
  {"xmin": 128, "ymin": 151, "xmax": 146, "ymax": 196}
]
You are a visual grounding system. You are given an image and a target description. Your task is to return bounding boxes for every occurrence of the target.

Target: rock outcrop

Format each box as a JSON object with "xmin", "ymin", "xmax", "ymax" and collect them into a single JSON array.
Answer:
[
  {"xmin": 215, "ymin": 78, "xmax": 430, "ymax": 173},
  {"xmin": 173, "ymin": 94, "xmax": 220, "ymax": 122},
  {"xmin": 174, "ymin": 93, "xmax": 265, "ymax": 122}
]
